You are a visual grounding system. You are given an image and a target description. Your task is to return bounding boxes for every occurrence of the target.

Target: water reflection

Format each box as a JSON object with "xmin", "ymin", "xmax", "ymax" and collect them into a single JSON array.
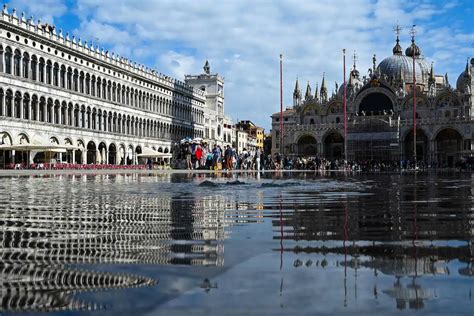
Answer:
[
  {"xmin": 0, "ymin": 174, "xmax": 231, "ymax": 312},
  {"xmin": 0, "ymin": 172, "xmax": 472, "ymax": 314},
  {"xmin": 273, "ymin": 173, "xmax": 473, "ymax": 311}
]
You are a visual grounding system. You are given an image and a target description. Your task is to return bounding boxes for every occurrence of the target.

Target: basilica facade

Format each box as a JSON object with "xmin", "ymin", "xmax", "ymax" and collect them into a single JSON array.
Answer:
[
  {"xmin": 0, "ymin": 5, "xmax": 207, "ymax": 167},
  {"xmin": 272, "ymin": 33, "xmax": 473, "ymax": 166}
]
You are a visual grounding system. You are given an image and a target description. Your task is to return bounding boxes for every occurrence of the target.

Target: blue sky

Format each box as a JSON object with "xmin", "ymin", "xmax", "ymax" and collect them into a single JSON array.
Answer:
[{"xmin": 5, "ymin": 0, "xmax": 473, "ymax": 131}]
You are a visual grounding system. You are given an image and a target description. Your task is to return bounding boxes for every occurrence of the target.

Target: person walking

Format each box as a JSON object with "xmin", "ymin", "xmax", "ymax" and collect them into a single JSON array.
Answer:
[
  {"xmin": 224, "ymin": 145, "xmax": 233, "ymax": 170},
  {"xmin": 195, "ymin": 144, "xmax": 202, "ymax": 169},
  {"xmin": 186, "ymin": 143, "xmax": 193, "ymax": 170},
  {"xmin": 255, "ymin": 148, "xmax": 261, "ymax": 171}
]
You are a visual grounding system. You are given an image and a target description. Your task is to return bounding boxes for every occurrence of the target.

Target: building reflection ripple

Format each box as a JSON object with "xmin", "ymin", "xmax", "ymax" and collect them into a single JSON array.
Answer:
[
  {"xmin": 0, "ymin": 174, "xmax": 239, "ymax": 312},
  {"xmin": 272, "ymin": 173, "xmax": 473, "ymax": 310}
]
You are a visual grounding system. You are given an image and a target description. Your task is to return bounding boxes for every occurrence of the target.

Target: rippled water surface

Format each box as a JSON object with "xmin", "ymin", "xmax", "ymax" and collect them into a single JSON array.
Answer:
[{"xmin": 0, "ymin": 172, "xmax": 473, "ymax": 315}]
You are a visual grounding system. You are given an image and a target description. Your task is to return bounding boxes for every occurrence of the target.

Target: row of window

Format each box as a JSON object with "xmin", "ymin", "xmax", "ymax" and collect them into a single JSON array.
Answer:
[
  {"xmin": 0, "ymin": 44, "xmax": 204, "ymax": 124},
  {"xmin": 0, "ymin": 88, "xmax": 203, "ymax": 140}
]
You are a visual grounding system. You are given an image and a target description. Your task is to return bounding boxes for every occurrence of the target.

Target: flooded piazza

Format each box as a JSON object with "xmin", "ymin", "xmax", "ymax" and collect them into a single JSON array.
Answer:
[{"xmin": 0, "ymin": 171, "xmax": 473, "ymax": 315}]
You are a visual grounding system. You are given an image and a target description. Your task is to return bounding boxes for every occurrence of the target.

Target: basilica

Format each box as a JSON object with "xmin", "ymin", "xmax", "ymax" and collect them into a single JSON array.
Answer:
[{"xmin": 271, "ymin": 32, "xmax": 473, "ymax": 167}]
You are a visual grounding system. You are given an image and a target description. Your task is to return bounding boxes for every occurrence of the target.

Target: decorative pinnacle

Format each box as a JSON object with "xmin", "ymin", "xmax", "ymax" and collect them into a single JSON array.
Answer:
[
  {"xmin": 394, "ymin": 24, "xmax": 402, "ymax": 39},
  {"xmin": 353, "ymin": 51, "xmax": 357, "ymax": 69},
  {"xmin": 410, "ymin": 24, "xmax": 416, "ymax": 42}
]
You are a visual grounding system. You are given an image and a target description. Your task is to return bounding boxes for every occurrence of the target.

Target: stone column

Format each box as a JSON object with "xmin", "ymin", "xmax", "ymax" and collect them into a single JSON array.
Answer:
[
  {"xmin": 1, "ymin": 93, "xmax": 5, "ymax": 116},
  {"xmin": 21, "ymin": 98, "xmax": 27, "ymax": 120},
  {"xmin": 431, "ymin": 140, "xmax": 436, "ymax": 164},
  {"xmin": 28, "ymin": 59, "xmax": 32, "ymax": 79},
  {"xmin": 63, "ymin": 107, "xmax": 67, "ymax": 126},
  {"xmin": 72, "ymin": 150, "xmax": 76, "ymax": 164},
  {"xmin": 318, "ymin": 142, "xmax": 323, "ymax": 156},
  {"xmin": 35, "ymin": 103, "xmax": 39, "ymax": 121},
  {"xmin": 12, "ymin": 97, "xmax": 16, "ymax": 118},
  {"xmin": 43, "ymin": 104, "xmax": 47, "ymax": 122},
  {"xmin": 35, "ymin": 61, "xmax": 39, "ymax": 82},
  {"xmin": 18, "ymin": 56, "xmax": 22, "ymax": 78},
  {"xmin": 28, "ymin": 98, "xmax": 33, "ymax": 121}
]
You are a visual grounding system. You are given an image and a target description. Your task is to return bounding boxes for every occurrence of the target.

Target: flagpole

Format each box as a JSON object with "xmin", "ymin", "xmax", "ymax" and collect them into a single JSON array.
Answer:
[
  {"xmin": 343, "ymin": 49, "xmax": 347, "ymax": 165},
  {"xmin": 411, "ymin": 28, "xmax": 417, "ymax": 169},
  {"xmin": 280, "ymin": 54, "xmax": 284, "ymax": 155}
]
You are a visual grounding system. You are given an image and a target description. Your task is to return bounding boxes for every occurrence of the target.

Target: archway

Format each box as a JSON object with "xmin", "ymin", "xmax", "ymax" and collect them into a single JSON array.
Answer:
[
  {"xmin": 297, "ymin": 135, "xmax": 317, "ymax": 156},
  {"xmin": 0, "ymin": 132, "xmax": 13, "ymax": 168},
  {"xmin": 135, "ymin": 146, "xmax": 142, "ymax": 164},
  {"xmin": 118, "ymin": 144, "xmax": 126, "ymax": 165},
  {"xmin": 86, "ymin": 141, "xmax": 96, "ymax": 164},
  {"xmin": 404, "ymin": 129, "xmax": 428, "ymax": 162},
  {"xmin": 126, "ymin": 145, "xmax": 134, "ymax": 165},
  {"xmin": 98, "ymin": 142, "xmax": 107, "ymax": 164},
  {"xmin": 358, "ymin": 92, "xmax": 393, "ymax": 116},
  {"xmin": 435, "ymin": 128, "xmax": 463, "ymax": 167},
  {"xmin": 324, "ymin": 132, "xmax": 344, "ymax": 160},
  {"xmin": 108, "ymin": 143, "xmax": 117, "ymax": 165},
  {"xmin": 75, "ymin": 140, "xmax": 84, "ymax": 164},
  {"xmin": 13, "ymin": 133, "xmax": 30, "ymax": 164},
  {"xmin": 64, "ymin": 138, "xmax": 74, "ymax": 163}
]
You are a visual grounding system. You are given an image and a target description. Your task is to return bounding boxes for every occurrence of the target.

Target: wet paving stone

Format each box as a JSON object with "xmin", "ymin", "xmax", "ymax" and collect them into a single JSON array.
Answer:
[{"xmin": 0, "ymin": 172, "xmax": 472, "ymax": 315}]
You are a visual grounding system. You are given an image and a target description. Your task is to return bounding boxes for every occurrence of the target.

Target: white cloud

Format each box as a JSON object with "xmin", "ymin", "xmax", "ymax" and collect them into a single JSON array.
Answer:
[
  {"xmin": 7, "ymin": 0, "xmax": 67, "ymax": 24},
  {"xmin": 158, "ymin": 51, "xmax": 197, "ymax": 80},
  {"xmin": 10, "ymin": 0, "xmax": 472, "ymax": 131}
]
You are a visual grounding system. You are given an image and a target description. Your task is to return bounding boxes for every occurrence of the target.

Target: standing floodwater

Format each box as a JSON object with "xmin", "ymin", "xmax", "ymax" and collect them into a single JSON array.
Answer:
[{"xmin": 0, "ymin": 172, "xmax": 472, "ymax": 315}]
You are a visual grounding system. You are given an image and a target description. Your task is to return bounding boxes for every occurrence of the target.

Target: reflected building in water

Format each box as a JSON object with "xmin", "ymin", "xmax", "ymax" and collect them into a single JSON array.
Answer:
[
  {"xmin": 0, "ymin": 264, "xmax": 155, "ymax": 312},
  {"xmin": 0, "ymin": 174, "xmax": 240, "ymax": 312},
  {"xmin": 272, "ymin": 174, "xmax": 474, "ymax": 310}
]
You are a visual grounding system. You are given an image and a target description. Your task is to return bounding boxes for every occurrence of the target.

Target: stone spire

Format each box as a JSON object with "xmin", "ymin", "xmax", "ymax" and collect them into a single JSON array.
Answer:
[
  {"xmin": 350, "ymin": 51, "xmax": 360, "ymax": 83},
  {"xmin": 406, "ymin": 25, "xmax": 421, "ymax": 57},
  {"xmin": 305, "ymin": 81, "xmax": 312, "ymax": 100},
  {"xmin": 372, "ymin": 54, "xmax": 377, "ymax": 75},
  {"xmin": 392, "ymin": 25, "xmax": 403, "ymax": 55},
  {"xmin": 293, "ymin": 78, "xmax": 301, "ymax": 106},
  {"xmin": 429, "ymin": 62, "xmax": 435, "ymax": 83},
  {"xmin": 203, "ymin": 60, "xmax": 210, "ymax": 75},
  {"xmin": 320, "ymin": 73, "xmax": 328, "ymax": 102},
  {"xmin": 314, "ymin": 83, "xmax": 319, "ymax": 101}
]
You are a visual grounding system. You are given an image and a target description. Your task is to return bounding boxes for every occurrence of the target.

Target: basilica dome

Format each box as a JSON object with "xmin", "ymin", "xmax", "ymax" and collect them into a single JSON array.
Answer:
[
  {"xmin": 377, "ymin": 39, "xmax": 430, "ymax": 86},
  {"xmin": 377, "ymin": 54, "xmax": 430, "ymax": 85},
  {"xmin": 456, "ymin": 62, "xmax": 471, "ymax": 93}
]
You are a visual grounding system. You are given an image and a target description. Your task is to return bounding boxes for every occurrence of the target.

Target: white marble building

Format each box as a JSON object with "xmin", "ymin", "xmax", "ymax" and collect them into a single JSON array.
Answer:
[
  {"xmin": 0, "ymin": 5, "xmax": 206, "ymax": 167},
  {"xmin": 185, "ymin": 60, "xmax": 233, "ymax": 148},
  {"xmin": 271, "ymin": 33, "xmax": 473, "ymax": 166}
]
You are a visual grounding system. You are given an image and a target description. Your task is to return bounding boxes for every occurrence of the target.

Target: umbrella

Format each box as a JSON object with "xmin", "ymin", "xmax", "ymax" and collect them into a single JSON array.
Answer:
[
  {"xmin": 180, "ymin": 137, "xmax": 192, "ymax": 144},
  {"xmin": 137, "ymin": 147, "xmax": 173, "ymax": 158}
]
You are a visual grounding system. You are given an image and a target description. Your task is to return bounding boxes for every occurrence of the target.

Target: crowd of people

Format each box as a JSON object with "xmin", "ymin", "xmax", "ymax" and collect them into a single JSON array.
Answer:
[
  {"xmin": 175, "ymin": 141, "xmax": 264, "ymax": 171},
  {"xmin": 175, "ymin": 140, "xmax": 473, "ymax": 172},
  {"xmin": 264, "ymin": 155, "xmax": 474, "ymax": 172}
]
